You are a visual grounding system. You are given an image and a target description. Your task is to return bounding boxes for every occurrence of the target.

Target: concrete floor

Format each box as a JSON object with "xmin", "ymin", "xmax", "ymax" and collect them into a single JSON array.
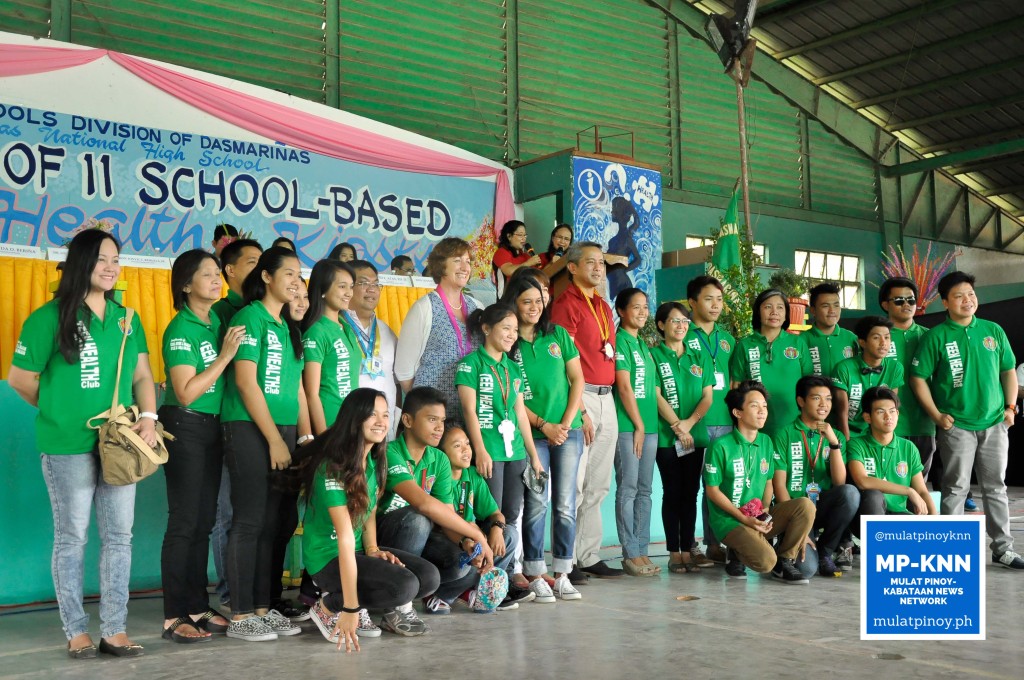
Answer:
[{"xmin": 3, "ymin": 491, "xmax": 1024, "ymax": 680}]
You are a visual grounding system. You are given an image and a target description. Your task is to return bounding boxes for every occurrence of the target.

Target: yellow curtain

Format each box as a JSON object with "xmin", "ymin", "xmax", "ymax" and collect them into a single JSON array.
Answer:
[{"xmin": 0, "ymin": 255, "xmax": 432, "ymax": 381}]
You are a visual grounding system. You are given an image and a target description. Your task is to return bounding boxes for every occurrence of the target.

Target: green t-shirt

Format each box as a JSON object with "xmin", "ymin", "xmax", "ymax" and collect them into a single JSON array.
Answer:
[
  {"xmin": 161, "ymin": 305, "xmax": 224, "ymax": 414},
  {"xmin": 455, "ymin": 346, "xmax": 527, "ymax": 462},
  {"xmin": 650, "ymin": 342, "xmax": 714, "ymax": 448},
  {"xmin": 801, "ymin": 325, "xmax": 858, "ymax": 379},
  {"xmin": 451, "ymin": 466, "xmax": 499, "ymax": 524},
  {"xmin": 302, "ymin": 315, "xmax": 361, "ymax": 428},
  {"xmin": 729, "ymin": 331, "xmax": 812, "ymax": 437},
  {"xmin": 703, "ymin": 429, "xmax": 775, "ymax": 540},
  {"xmin": 831, "ymin": 357, "xmax": 905, "ymax": 435},
  {"xmin": 220, "ymin": 301, "xmax": 303, "ymax": 425},
  {"xmin": 379, "ymin": 436, "xmax": 454, "ymax": 514},
  {"xmin": 13, "ymin": 298, "xmax": 148, "ymax": 455},
  {"xmin": 887, "ymin": 323, "xmax": 935, "ymax": 437},
  {"xmin": 911, "ymin": 316, "xmax": 1015, "ymax": 431},
  {"xmin": 771, "ymin": 419, "xmax": 847, "ymax": 499},
  {"xmin": 513, "ymin": 324, "xmax": 583, "ymax": 438},
  {"xmin": 684, "ymin": 324, "xmax": 734, "ymax": 427},
  {"xmin": 302, "ymin": 455, "xmax": 379, "ymax": 574},
  {"xmin": 847, "ymin": 433, "xmax": 923, "ymax": 514},
  {"xmin": 614, "ymin": 329, "xmax": 659, "ymax": 433},
  {"xmin": 212, "ymin": 289, "xmax": 246, "ymax": 331}
]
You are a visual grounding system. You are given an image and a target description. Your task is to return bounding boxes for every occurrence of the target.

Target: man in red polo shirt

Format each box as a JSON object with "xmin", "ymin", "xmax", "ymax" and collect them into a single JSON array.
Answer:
[{"xmin": 550, "ymin": 241, "xmax": 624, "ymax": 580}]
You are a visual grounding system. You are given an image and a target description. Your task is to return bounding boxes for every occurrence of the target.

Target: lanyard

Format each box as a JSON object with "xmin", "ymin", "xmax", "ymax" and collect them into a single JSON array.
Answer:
[
  {"xmin": 436, "ymin": 287, "xmax": 471, "ymax": 358},
  {"xmin": 489, "ymin": 363, "xmax": 512, "ymax": 419},
  {"xmin": 457, "ymin": 481, "xmax": 470, "ymax": 517},
  {"xmin": 345, "ymin": 311, "xmax": 381, "ymax": 359},
  {"xmin": 576, "ymin": 283, "xmax": 610, "ymax": 343},
  {"xmin": 799, "ymin": 429, "xmax": 825, "ymax": 471},
  {"xmin": 696, "ymin": 327, "xmax": 720, "ymax": 362}
]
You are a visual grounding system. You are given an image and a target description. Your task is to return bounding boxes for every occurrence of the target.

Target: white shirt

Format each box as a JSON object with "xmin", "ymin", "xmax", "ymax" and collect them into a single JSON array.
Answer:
[{"xmin": 349, "ymin": 312, "xmax": 399, "ymax": 436}]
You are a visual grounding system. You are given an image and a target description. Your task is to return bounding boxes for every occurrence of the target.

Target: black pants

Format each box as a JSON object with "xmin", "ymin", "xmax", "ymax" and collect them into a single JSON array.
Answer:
[
  {"xmin": 159, "ymin": 406, "xmax": 223, "ymax": 619},
  {"xmin": 270, "ymin": 490, "xmax": 299, "ymax": 605},
  {"xmin": 484, "ymin": 458, "xmax": 528, "ymax": 535},
  {"xmin": 310, "ymin": 547, "xmax": 440, "ymax": 612},
  {"xmin": 224, "ymin": 420, "xmax": 295, "ymax": 615},
  {"xmin": 655, "ymin": 446, "xmax": 703, "ymax": 553}
]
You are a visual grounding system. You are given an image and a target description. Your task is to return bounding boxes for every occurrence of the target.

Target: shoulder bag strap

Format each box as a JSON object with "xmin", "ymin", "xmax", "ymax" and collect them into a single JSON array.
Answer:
[{"xmin": 107, "ymin": 307, "xmax": 134, "ymax": 417}]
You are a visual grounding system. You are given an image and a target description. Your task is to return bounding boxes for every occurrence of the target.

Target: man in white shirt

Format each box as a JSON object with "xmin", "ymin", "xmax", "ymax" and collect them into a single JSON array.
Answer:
[{"xmin": 346, "ymin": 260, "xmax": 400, "ymax": 433}]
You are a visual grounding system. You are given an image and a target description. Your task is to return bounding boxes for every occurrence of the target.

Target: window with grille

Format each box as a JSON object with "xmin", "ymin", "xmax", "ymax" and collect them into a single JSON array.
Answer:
[
  {"xmin": 795, "ymin": 249, "xmax": 863, "ymax": 310},
  {"xmin": 686, "ymin": 236, "xmax": 767, "ymax": 263}
]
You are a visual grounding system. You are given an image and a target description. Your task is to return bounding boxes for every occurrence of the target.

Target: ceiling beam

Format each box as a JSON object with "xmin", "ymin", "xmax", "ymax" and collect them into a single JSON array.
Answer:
[
  {"xmin": 756, "ymin": 0, "xmax": 831, "ymax": 22},
  {"xmin": 980, "ymin": 184, "xmax": 1024, "ymax": 198},
  {"xmin": 814, "ymin": 15, "xmax": 1024, "ymax": 86},
  {"xmin": 882, "ymin": 138, "xmax": 1024, "ymax": 178},
  {"xmin": 774, "ymin": 0, "xmax": 961, "ymax": 60},
  {"xmin": 646, "ymin": 0, "xmax": 897, "ymax": 162},
  {"xmin": 918, "ymin": 128, "xmax": 1023, "ymax": 156},
  {"xmin": 850, "ymin": 58, "xmax": 1021, "ymax": 110},
  {"xmin": 885, "ymin": 92, "xmax": 1024, "ymax": 132},
  {"xmin": 949, "ymin": 153, "xmax": 1024, "ymax": 175}
]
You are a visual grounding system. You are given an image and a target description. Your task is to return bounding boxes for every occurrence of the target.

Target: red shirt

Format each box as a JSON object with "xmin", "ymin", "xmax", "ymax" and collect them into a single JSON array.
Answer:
[
  {"xmin": 492, "ymin": 246, "xmax": 530, "ymax": 271},
  {"xmin": 550, "ymin": 283, "xmax": 615, "ymax": 385}
]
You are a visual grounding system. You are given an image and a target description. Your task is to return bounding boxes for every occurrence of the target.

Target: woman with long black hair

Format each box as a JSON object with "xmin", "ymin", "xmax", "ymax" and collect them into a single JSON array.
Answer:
[
  {"xmin": 220, "ymin": 246, "xmax": 312, "ymax": 642},
  {"xmin": 302, "ymin": 260, "xmax": 361, "ymax": 433},
  {"xmin": 303, "ymin": 388, "xmax": 440, "ymax": 650},
  {"xmin": 491, "ymin": 220, "xmax": 541, "ymax": 296},
  {"xmin": 8, "ymin": 229, "xmax": 157, "ymax": 658},
  {"xmin": 159, "ymin": 249, "xmax": 243, "ymax": 642}
]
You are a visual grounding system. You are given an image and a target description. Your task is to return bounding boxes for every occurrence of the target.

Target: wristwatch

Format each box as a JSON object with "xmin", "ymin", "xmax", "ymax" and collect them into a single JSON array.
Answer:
[{"xmin": 1005, "ymin": 404, "xmax": 1018, "ymax": 414}]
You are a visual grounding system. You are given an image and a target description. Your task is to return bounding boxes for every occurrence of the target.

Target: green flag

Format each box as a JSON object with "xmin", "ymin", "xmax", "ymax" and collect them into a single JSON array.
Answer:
[
  {"xmin": 712, "ymin": 187, "xmax": 741, "ymax": 273},
  {"xmin": 707, "ymin": 187, "xmax": 744, "ymax": 308}
]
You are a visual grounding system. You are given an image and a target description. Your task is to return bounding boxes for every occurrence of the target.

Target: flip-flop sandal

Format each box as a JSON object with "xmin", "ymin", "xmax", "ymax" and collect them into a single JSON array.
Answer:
[
  {"xmin": 162, "ymin": 617, "xmax": 212, "ymax": 644},
  {"xmin": 193, "ymin": 608, "xmax": 229, "ymax": 634}
]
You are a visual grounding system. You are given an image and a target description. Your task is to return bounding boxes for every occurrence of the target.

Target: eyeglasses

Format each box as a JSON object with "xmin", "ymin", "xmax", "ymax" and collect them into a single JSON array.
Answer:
[
  {"xmin": 512, "ymin": 231, "xmax": 527, "ymax": 238},
  {"xmin": 888, "ymin": 296, "xmax": 916, "ymax": 307},
  {"xmin": 354, "ymin": 282, "xmax": 382, "ymax": 291},
  {"xmin": 667, "ymin": 318, "xmax": 689, "ymax": 325}
]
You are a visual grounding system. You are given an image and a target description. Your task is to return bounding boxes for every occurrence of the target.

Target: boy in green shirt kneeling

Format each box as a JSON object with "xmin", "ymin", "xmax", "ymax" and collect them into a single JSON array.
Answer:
[
  {"xmin": 703, "ymin": 381, "xmax": 816, "ymax": 583},
  {"xmin": 848, "ymin": 386, "xmax": 937, "ymax": 522}
]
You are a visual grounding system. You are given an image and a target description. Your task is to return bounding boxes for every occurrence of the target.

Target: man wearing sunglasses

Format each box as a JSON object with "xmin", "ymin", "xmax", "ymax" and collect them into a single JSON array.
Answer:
[{"xmin": 879, "ymin": 278, "xmax": 938, "ymax": 484}]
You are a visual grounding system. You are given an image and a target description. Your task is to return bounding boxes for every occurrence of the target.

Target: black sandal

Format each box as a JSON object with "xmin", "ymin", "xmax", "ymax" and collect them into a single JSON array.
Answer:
[
  {"xmin": 98, "ymin": 638, "xmax": 145, "ymax": 657},
  {"xmin": 193, "ymin": 608, "xmax": 229, "ymax": 634},
  {"xmin": 66, "ymin": 641, "xmax": 97, "ymax": 659},
  {"xmin": 162, "ymin": 617, "xmax": 211, "ymax": 644}
]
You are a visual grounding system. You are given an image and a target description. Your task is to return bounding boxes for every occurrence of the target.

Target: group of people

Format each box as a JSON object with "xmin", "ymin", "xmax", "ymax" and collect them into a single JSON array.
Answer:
[{"xmin": 8, "ymin": 219, "xmax": 1023, "ymax": 659}]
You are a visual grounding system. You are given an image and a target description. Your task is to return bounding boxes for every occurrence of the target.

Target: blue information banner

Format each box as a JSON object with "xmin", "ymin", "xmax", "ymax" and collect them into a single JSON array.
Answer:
[
  {"xmin": 572, "ymin": 156, "xmax": 662, "ymax": 306},
  {"xmin": 861, "ymin": 516, "xmax": 985, "ymax": 640}
]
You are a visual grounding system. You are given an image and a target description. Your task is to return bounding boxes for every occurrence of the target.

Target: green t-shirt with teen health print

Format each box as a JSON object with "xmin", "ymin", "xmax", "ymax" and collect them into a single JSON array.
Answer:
[
  {"xmin": 221, "ymin": 301, "xmax": 303, "ymax": 425},
  {"xmin": 730, "ymin": 331, "xmax": 812, "ymax": 437},
  {"xmin": 162, "ymin": 305, "xmax": 224, "ymax": 414},
  {"xmin": 513, "ymin": 325, "xmax": 582, "ymax": 438},
  {"xmin": 455, "ymin": 347, "xmax": 527, "ymax": 461},
  {"xmin": 13, "ymin": 299, "xmax": 148, "ymax": 455},
  {"xmin": 614, "ymin": 329, "xmax": 658, "ymax": 433},
  {"xmin": 302, "ymin": 455, "xmax": 379, "ymax": 574},
  {"xmin": 302, "ymin": 315, "xmax": 361, "ymax": 428},
  {"xmin": 703, "ymin": 429, "xmax": 775, "ymax": 541}
]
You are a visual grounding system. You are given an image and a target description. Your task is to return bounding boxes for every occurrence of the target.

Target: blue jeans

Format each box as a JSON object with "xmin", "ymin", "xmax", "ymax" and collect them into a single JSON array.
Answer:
[
  {"xmin": 210, "ymin": 464, "xmax": 231, "ymax": 605},
  {"xmin": 426, "ymin": 524, "xmax": 519, "ymax": 603},
  {"xmin": 614, "ymin": 431, "xmax": 658, "ymax": 559},
  {"xmin": 702, "ymin": 425, "xmax": 733, "ymax": 548},
  {"xmin": 523, "ymin": 429, "xmax": 584, "ymax": 575},
  {"xmin": 41, "ymin": 452, "xmax": 136, "ymax": 640},
  {"xmin": 376, "ymin": 505, "xmax": 433, "ymax": 556}
]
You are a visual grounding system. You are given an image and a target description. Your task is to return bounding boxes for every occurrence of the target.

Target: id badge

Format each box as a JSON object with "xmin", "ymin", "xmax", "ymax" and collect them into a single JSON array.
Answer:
[
  {"xmin": 498, "ymin": 419, "xmax": 515, "ymax": 458},
  {"xmin": 713, "ymin": 371, "xmax": 725, "ymax": 390},
  {"xmin": 806, "ymin": 482, "xmax": 821, "ymax": 504},
  {"xmin": 603, "ymin": 342, "xmax": 614, "ymax": 359},
  {"xmin": 370, "ymin": 356, "xmax": 384, "ymax": 375}
]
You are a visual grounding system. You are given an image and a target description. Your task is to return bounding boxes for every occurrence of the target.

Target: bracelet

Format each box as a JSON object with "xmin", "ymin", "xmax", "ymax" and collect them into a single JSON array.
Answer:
[
  {"xmin": 537, "ymin": 417, "xmax": 546, "ymax": 429},
  {"xmin": 340, "ymin": 605, "xmax": 361, "ymax": 614},
  {"xmin": 297, "ymin": 434, "xmax": 315, "ymax": 445},
  {"xmin": 581, "ymin": 409, "xmax": 588, "ymax": 417},
  {"xmin": 139, "ymin": 411, "xmax": 159, "ymax": 421},
  {"xmin": 364, "ymin": 545, "xmax": 380, "ymax": 554},
  {"xmin": 828, "ymin": 443, "xmax": 841, "ymax": 450},
  {"xmin": 490, "ymin": 520, "xmax": 506, "ymax": 531}
]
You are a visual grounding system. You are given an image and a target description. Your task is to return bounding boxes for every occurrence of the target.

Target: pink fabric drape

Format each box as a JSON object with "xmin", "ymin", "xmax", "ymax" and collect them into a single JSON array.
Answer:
[{"xmin": 0, "ymin": 43, "xmax": 513, "ymax": 226}]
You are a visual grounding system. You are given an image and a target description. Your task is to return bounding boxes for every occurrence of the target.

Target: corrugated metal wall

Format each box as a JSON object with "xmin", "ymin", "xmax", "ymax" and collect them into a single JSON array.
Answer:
[
  {"xmin": 0, "ymin": 0, "xmax": 879, "ymax": 223},
  {"xmin": 337, "ymin": 0, "xmax": 508, "ymax": 162},
  {"xmin": 517, "ymin": 0, "xmax": 673, "ymax": 184}
]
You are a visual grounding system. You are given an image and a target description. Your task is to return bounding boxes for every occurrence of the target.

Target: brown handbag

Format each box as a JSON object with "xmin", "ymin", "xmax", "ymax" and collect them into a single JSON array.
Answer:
[{"xmin": 87, "ymin": 308, "xmax": 174, "ymax": 485}]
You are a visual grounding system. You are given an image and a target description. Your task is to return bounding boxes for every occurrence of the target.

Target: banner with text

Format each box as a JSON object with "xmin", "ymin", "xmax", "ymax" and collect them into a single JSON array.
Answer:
[
  {"xmin": 861, "ymin": 515, "xmax": 985, "ymax": 640},
  {"xmin": 0, "ymin": 102, "xmax": 496, "ymax": 272},
  {"xmin": 572, "ymin": 156, "xmax": 662, "ymax": 306}
]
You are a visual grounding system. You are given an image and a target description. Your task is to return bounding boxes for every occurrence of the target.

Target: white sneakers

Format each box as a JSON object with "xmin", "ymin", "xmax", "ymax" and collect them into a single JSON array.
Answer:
[
  {"xmin": 552, "ymin": 574, "xmax": 582, "ymax": 600},
  {"xmin": 526, "ymin": 575, "xmax": 582, "ymax": 602},
  {"xmin": 527, "ymin": 577, "xmax": 556, "ymax": 603}
]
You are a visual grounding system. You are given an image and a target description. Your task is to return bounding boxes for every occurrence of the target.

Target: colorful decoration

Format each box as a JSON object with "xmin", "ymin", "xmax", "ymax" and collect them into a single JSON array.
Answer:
[{"xmin": 877, "ymin": 243, "xmax": 960, "ymax": 309}]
